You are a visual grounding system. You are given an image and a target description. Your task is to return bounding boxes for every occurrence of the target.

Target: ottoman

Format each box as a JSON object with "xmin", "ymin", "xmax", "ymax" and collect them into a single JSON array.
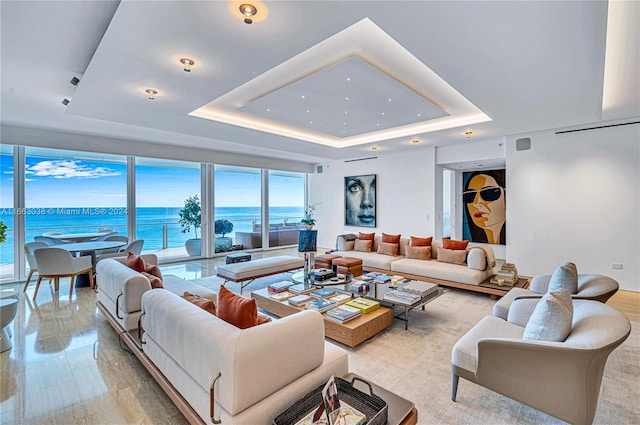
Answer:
[
  {"xmin": 332, "ymin": 257, "xmax": 363, "ymax": 277},
  {"xmin": 314, "ymin": 254, "xmax": 341, "ymax": 270}
]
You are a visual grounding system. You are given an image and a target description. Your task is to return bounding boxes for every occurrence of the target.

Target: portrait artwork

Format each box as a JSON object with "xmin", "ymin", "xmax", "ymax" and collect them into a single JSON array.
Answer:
[
  {"xmin": 344, "ymin": 174, "xmax": 376, "ymax": 227},
  {"xmin": 462, "ymin": 169, "xmax": 506, "ymax": 245}
]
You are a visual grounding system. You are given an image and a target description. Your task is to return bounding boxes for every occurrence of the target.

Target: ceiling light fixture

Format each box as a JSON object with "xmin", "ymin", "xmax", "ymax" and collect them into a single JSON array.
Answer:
[
  {"xmin": 411, "ymin": 140, "xmax": 420, "ymax": 146},
  {"xmin": 180, "ymin": 58, "xmax": 195, "ymax": 72},
  {"xmin": 371, "ymin": 146, "xmax": 379, "ymax": 152},
  {"xmin": 239, "ymin": 4, "xmax": 257, "ymax": 24},
  {"xmin": 145, "ymin": 89, "xmax": 158, "ymax": 100},
  {"xmin": 464, "ymin": 131, "xmax": 474, "ymax": 138},
  {"xmin": 70, "ymin": 77, "xmax": 80, "ymax": 86},
  {"xmin": 61, "ymin": 98, "xmax": 70, "ymax": 106}
]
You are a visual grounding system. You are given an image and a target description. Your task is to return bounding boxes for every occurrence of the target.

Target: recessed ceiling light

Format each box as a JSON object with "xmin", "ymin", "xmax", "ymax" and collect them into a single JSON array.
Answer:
[
  {"xmin": 388, "ymin": 98, "xmax": 392, "ymax": 102},
  {"xmin": 239, "ymin": 3, "xmax": 257, "ymax": 24},
  {"xmin": 61, "ymin": 98, "xmax": 70, "ymax": 106},
  {"xmin": 464, "ymin": 131, "xmax": 474, "ymax": 138},
  {"xmin": 411, "ymin": 140, "xmax": 420, "ymax": 146},
  {"xmin": 346, "ymin": 77, "xmax": 351, "ymax": 81},
  {"xmin": 145, "ymin": 89, "xmax": 158, "ymax": 100},
  {"xmin": 376, "ymin": 123, "xmax": 380, "ymax": 126},
  {"xmin": 301, "ymin": 95, "xmax": 305, "ymax": 99},
  {"xmin": 180, "ymin": 58, "xmax": 195, "ymax": 72},
  {"xmin": 381, "ymin": 112, "xmax": 385, "ymax": 115},
  {"xmin": 345, "ymin": 96, "xmax": 350, "ymax": 100},
  {"xmin": 70, "ymin": 77, "xmax": 80, "ymax": 86},
  {"xmin": 306, "ymin": 109, "xmax": 310, "ymax": 113},
  {"xmin": 344, "ymin": 111, "xmax": 348, "ymax": 114},
  {"xmin": 309, "ymin": 121, "xmax": 313, "ymax": 124},
  {"xmin": 417, "ymin": 113, "xmax": 422, "ymax": 117},
  {"xmin": 266, "ymin": 108, "xmax": 271, "ymax": 112},
  {"xmin": 343, "ymin": 122, "xmax": 347, "ymax": 125},
  {"xmin": 371, "ymin": 146, "xmax": 379, "ymax": 152}
]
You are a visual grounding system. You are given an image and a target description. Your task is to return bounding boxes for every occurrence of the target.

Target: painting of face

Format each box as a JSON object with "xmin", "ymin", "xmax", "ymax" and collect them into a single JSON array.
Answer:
[
  {"xmin": 462, "ymin": 170, "xmax": 506, "ymax": 244},
  {"xmin": 345, "ymin": 174, "xmax": 376, "ymax": 227}
]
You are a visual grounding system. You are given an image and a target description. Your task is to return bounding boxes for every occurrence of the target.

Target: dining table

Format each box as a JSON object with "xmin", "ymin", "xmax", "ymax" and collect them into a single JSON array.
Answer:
[
  {"xmin": 47, "ymin": 232, "xmax": 111, "ymax": 242},
  {"xmin": 57, "ymin": 240, "xmax": 126, "ymax": 286}
]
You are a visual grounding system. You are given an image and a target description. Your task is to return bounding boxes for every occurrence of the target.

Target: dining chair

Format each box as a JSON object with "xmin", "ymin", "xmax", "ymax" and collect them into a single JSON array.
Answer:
[
  {"xmin": 22, "ymin": 242, "xmax": 49, "ymax": 291},
  {"xmin": 96, "ymin": 231, "xmax": 119, "ymax": 240},
  {"xmin": 96, "ymin": 235, "xmax": 129, "ymax": 256},
  {"xmin": 33, "ymin": 236, "xmax": 67, "ymax": 246},
  {"xmin": 42, "ymin": 232, "xmax": 62, "ymax": 236},
  {"xmin": 33, "ymin": 248, "xmax": 94, "ymax": 300},
  {"xmin": 98, "ymin": 239, "xmax": 144, "ymax": 260}
]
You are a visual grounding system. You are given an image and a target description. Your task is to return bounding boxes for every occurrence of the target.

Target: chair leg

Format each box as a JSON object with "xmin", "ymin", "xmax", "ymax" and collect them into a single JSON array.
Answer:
[
  {"xmin": 69, "ymin": 275, "xmax": 76, "ymax": 299},
  {"xmin": 23, "ymin": 270, "xmax": 35, "ymax": 291},
  {"xmin": 33, "ymin": 276, "xmax": 43, "ymax": 300},
  {"xmin": 452, "ymin": 374, "xmax": 459, "ymax": 402},
  {"xmin": 88, "ymin": 269, "xmax": 95, "ymax": 290},
  {"xmin": 54, "ymin": 277, "xmax": 59, "ymax": 291}
]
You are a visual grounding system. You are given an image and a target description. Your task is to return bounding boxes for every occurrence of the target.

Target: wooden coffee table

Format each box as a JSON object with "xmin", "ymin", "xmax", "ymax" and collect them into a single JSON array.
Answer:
[{"xmin": 251, "ymin": 288, "xmax": 394, "ymax": 347}]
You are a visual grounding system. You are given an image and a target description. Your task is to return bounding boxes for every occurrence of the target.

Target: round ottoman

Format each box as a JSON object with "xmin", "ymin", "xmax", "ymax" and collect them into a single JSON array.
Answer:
[{"xmin": 0, "ymin": 298, "xmax": 18, "ymax": 353}]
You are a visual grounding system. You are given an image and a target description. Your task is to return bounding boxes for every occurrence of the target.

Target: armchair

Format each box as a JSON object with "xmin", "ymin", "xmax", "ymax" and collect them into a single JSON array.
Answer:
[{"xmin": 452, "ymin": 298, "xmax": 631, "ymax": 425}]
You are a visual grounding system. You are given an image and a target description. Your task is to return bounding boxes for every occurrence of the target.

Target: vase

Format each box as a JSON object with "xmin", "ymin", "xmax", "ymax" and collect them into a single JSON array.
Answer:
[{"xmin": 304, "ymin": 223, "xmax": 314, "ymax": 230}]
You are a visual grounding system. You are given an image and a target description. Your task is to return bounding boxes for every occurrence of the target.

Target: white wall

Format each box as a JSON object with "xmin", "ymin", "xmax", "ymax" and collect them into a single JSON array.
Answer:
[
  {"xmin": 309, "ymin": 147, "xmax": 437, "ymax": 250},
  {"xmin": 506, "ymin": 124, "xmax": 640, "ymax": 291}
]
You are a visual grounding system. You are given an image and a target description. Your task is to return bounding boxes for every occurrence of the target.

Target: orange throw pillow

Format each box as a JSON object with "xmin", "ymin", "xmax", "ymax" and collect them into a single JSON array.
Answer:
[
  {"xmin": 145, "ymin": 264, "xmax": 163, "ymax": 281},
  {"xmin": 443, "ymin": 238, "xmax": 469, "ymax": 250},
  {"xmin": 382, "ymin": 233, "xmax": 401, "ymax": 244},
  {"xmin": 217, "ymin": 286, "xmax": 258, "ymax": 329},
  {"xmin": 183, "ymin": 292, "xmax": 216, "ymax": 316},
  {"xmin": 257, "ymin": 313, "xmax": 272, "ymax": 326},
  {"xmin": 358, "ymin": 232, "xmax": 375, "ymax": 241},
  {"xmin": 410, "ymin": 236, "xmax": 433, "ymax": 247},
  {"xmin": 126, "ymin": 252, "xmax": 146, "ymax": 273},
  {"xmin": 142, "ymin": 272, "xmax": 164, "ymax": 289}
]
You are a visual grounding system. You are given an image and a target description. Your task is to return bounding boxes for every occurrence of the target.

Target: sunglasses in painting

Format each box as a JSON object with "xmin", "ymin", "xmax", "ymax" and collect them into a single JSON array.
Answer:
[{"xmin": 463, "ymin": 187, "xmax": 504, "ymax": 203}]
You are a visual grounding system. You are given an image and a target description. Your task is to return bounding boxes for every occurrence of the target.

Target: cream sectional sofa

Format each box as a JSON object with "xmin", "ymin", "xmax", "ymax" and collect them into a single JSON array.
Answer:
[
  {"xmin": 141, "ymin": 290, "xmax": 348, "ymax": 424},
  {"xmin": 333, "ymin": 234, "xmax": 496, "ymax": 293},
  {"xmin": 96, "ymin": 254, "xmax": 217, "ymax": 331}
]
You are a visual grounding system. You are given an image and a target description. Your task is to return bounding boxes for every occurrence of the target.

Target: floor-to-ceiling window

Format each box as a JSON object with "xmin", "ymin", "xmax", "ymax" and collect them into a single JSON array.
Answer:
[
  {"xmin": 0, "ymin": 146, "xmax": 15, "ymax": 280},
  {"xmin": 135, "ymin": 157, "xmax": 202, "ymax": 259},
  {"xmin": 214, "ymin": 165, "xmax": 262, "ymax": 251},
  {"xmin": 268, "ymin": 170, "xmax": 305, "ymax": 248},
  {"xmin": 443, "ymin": 168, "xmax": 454, "ymax": 238}
]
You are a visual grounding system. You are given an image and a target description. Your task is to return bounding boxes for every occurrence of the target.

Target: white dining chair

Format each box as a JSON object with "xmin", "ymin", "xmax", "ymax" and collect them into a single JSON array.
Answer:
[
  {"xmin": 33, "ymin": 236, "xmax": 67, "ymax": 246},
  {"xmin": 42, "ymin": 232, "xmax": 62, "ymax": 236},
  {"xmin": 33, "ymin": 248, "xmax": 94, "ymax": 300},
  {"xmin": 22, "ymin": 242, "xmax": 49, "ymax": 292},
  {"xmin": 98, "ymin": 239, "xmax": 144, "ymax": 260}
]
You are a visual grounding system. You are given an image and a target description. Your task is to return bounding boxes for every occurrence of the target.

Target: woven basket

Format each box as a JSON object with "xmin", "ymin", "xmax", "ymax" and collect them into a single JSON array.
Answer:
[{"xmin": 273, "ymin": 376, "xmax": 388, "ymax": 425}]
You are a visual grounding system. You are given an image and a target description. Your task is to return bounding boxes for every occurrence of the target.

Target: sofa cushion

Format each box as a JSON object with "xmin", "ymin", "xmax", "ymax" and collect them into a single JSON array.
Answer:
[
  {"xmin": 443, "ymin": 238, "xmax": 469, "ymax": 250},
  {"xmin": 354, "ymin": 239, "xmax": 372, "ymax": 252},
  {"xmin": 217, "ymin": 286, "xmax": 258, "ymax": 329},
  {"xmin": 391, "ymin": 258, "xmax": 491, "ymax": 285},
  {"xmin": 126, "ymin": 252, "xmax": 146, "ymax": 273},
  {"xmin": 410, "ymin": 236, "xmax": 433, "ymax": 247},
  {"xmin": 405, "ymin": 245, "xmax": 431, "ymax": 260},
  {"xmin": 382, "ymin": 233, "xmax": 401, "ymax": 244},
  {"xmin": 142, "ymin": 271, "xmax": 164, "ymax": 289},
  {"xmin": 523, "ymin": 289, "xmax": 573, "ymax": 342},
  {"xmin": 377, "ymin": 241, "xmax": 399, "ymax": 256},
  {"xmin": 437, "ymin": 248, "xmax": 467, "ymax": 265},
  {"xmin": 183, "ymin": 292, "xmax": 216, "ymax": 315},
  {"xmin": 548, "ymin": 262, "xmax": 579, "ymax": 294},
  {"xmin": 358, "ymin": 232, "xmax": 375, "ymax": 240}
]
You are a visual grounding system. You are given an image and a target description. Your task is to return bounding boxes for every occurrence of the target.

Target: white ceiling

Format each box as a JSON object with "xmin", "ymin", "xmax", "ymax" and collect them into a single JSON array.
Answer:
[{"xmin": 1, "ymin": 1, "xmax": 638, "ymax": 163}]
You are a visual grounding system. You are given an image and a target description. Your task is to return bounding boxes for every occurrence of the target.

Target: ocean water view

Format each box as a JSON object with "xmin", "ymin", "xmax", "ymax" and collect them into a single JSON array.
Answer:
[{"xmin": 0, "ymin": 206, "xmax": 304, "ymax": 266}]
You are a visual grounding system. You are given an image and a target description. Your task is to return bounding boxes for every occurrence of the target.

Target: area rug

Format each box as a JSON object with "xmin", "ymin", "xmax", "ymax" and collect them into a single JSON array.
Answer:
[{"xmin": 188, "ymin": 274, "xmax": 640, "ymax": 424}]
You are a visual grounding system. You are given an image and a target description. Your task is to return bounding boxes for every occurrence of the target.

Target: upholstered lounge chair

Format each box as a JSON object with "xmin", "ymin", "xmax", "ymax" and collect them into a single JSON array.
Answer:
[
  {"xmin": 494, "ymin": 273, "xmax": 619, "ymax": 320},
  {"xmin": 452, "ymin": 297, "xmax": 631, "ymax": 425}
]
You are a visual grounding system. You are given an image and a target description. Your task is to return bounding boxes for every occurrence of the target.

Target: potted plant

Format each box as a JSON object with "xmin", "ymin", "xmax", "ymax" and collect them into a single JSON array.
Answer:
[
  {"xmin": 179, "ymin": 195, "xmax": 201, "ymax": 256},
  {"xmin": 0, "ymin": 220, "xmax": 7, "ymax": 244},
  {"xmin": 214, "ymin": 219, "xmax": 234, "ymax": 252},
  {"xmin": 300, "ymin": 202, "xmax": 320, "ymax": 230}
]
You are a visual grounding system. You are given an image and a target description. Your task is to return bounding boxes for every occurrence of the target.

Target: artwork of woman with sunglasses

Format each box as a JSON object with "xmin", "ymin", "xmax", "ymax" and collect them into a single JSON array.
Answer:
[{"xmin": 462, "ymin": 170, "xmax": 506, "ymax": 244}]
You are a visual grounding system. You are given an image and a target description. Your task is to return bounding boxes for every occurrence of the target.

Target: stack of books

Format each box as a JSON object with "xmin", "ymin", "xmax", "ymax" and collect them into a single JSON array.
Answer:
[
  {"xmin": 490, "ymin": 262, "xmax": 518, "ymax": 286},
  {"xmin": 325, "ymin": 305, "xmax": 361, "ymax": 323},
  {"xmin": 268, "ymin": 280, "xmax": 293, "ymax": 293},
  {"xmin": 382, "ymin": 290, "xmax": 421, "ymax": 306},
  {"xmin": 345, "ymin": 297, "xmax": 380, "ymax": 314},
  {"xmin": 288, "ymin": 283, "xmax": 315, "ymax": 295},
  {"xmin": 310, "ymin": 288, "xmax": 336, "ymax": 299},
  {"xmin": 402, "ymin": 281, "xmax": 439, "ymax": 297},
  {"xmin": 288, "ymin": 294, "xmax": 313, "ymax": 306},
  {"xmin": 305, "ymin": 298, "xmax": 337, "ymax": 313},
  {"xmin": 327, "ymin": 293, "xmax": 351, "ymax": 305},
  {"xmin": 269, "ymin": 291, "xmax": 294, "ymax": 301},
  {"xmin": 349, "ymin": 280, "xmax": 369, "ymax": 293}
]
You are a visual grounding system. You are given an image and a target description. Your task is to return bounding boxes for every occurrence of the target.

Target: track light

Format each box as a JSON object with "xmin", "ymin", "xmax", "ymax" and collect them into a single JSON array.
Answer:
[
  {"xmin": 70, "ymin": 76, "xmax": 80, "ymax": 86},
  {"xmin": 62, "ymin": 98, "xmax": 70, "ymax": 106}
]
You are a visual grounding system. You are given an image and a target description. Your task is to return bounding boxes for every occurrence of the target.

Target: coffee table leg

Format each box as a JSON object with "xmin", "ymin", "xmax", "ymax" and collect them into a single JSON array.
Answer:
[{"xmin": 393, "ymin": 306, "xmax": 410, "ymax": 330}]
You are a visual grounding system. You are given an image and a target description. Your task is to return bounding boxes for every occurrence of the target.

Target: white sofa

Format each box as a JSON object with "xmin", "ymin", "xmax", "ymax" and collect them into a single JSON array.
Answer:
[
  {"xmin": 141, "ymin": 289, "xmax": 349, "ymax": 424},
  {"xmin": 96, "ymin": 254, "xmax": 217, "ymax": 331},
  {"xmin": 333, "ymin": 235, "xmax": 496, "ymax": 290}
]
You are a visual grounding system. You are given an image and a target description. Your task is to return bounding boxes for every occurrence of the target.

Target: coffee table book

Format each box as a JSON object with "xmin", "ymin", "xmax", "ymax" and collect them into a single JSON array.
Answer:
[
  {"xmin": 346, "ymin": 298, "xmax": 380, "ymax": 314},
  {"xmin": 305, "ymin": 298, "xmax": 337, "ymax": 313},
  {"xmin": 327, "ymin": 293, "xmax": 351, "ymax": 305},
  {"xmin": 289, "ymin": 283, "xmax": 316, "ymax": 294},
  {"xmin": 326, "ymin": 305, "xmax": 361, "ymax": 324},
  {"xmin": 311, "ymin": 288, "xmax": 336, "ymax": 299},
  {"xmin": 269, "ymin": 280, "xmax": 294, "ymax": 292},
  {"xmin": 289, "ymin": 294, "xmax": 313, "ymax": 306},
  {"xmin": 270, "ymin": 291, "xmax": 295, "ymax": 301}
]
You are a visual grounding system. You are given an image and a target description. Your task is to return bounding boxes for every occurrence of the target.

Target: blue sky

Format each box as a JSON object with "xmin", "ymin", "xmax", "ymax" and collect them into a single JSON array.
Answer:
[{"xmin": 0, "ymin": 154, "xmax": 304, "ymax": 208}]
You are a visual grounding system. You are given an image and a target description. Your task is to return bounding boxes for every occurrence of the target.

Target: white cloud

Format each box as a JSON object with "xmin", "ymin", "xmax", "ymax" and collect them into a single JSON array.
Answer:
[{"xmin": 26, "ymin": 160, "xmax": 121, "ymax": 179}]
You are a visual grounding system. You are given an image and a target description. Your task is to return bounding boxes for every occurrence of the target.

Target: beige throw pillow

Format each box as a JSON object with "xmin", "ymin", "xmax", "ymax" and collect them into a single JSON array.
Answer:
[
  {"xmin": 436, "ymin": 247, "xmax": 467, "ymax": 265},
  {"xmin": 406, "ymin": 245, "xmax": 431, "ymax": 260},
  {"xmin": 354, "ymin": 239, "xmax": 372, "ymax": 252},
  {"xmin": 548, "ymin": 262, "xmax": 578, "ymax": 294},
  {"xmin": 523, "ymin": 288, "xmax": 573, "ymax": 341},
  {"xmin": 377, "ymin": 241, "xmax": 399, "ymax": 256}
]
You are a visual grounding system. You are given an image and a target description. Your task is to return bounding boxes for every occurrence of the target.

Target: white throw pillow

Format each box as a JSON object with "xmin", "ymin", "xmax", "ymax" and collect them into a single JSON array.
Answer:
[
  {"xmin": 548, "ymin": 262, "xmax": 578, "ymax": 294},
  {"xmin": 523, "ymin": 288, "xmax": 573, "ymax": 342}
]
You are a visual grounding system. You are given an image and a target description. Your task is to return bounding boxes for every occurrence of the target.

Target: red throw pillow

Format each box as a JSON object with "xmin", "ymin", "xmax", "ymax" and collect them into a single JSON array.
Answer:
[
  {"xmin": 410, "ymin": 236, "xmax": 433, "ymax": 247},
  {"xmin": 183, "ymin": 292, "xmax": 216, "ymax": 316},
  {"xmin": 358, "ymin": 232, "xmax": 375, "ymax": 241},
  {"xmin": 217, "ymin": 286, "xmax": 258, "ymax": 329},
  {"xmin": 443, "ymin": 238, "xmax": 469, "ymax": 250},
  {"xmin": 126, "ymin": 252, "xmax": 146, "ymax": 273},
  {"xmin": 382, "ymin": 233, "xmax": 401, "ymax": 244}
]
